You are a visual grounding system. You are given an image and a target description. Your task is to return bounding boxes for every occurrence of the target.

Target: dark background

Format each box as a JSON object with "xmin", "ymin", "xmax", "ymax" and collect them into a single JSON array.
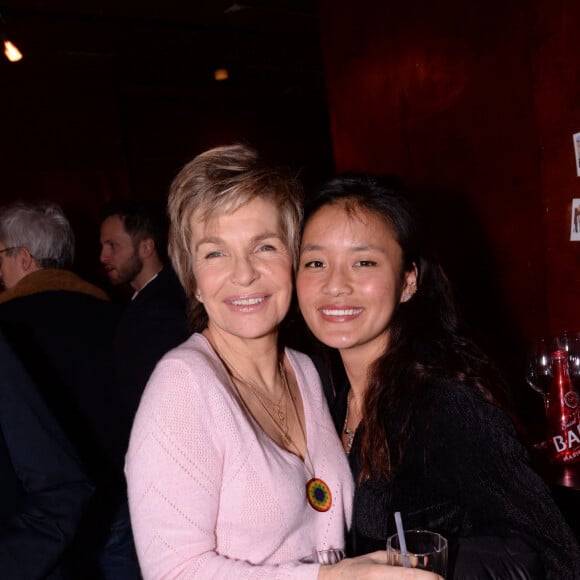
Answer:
[
  {"xmin": 0, "ymin": 0, "xmax": 333, "ymax": 285},
  {"xmin": 2, "ymin": 0, "xmax": 580, "ymax": 428}
]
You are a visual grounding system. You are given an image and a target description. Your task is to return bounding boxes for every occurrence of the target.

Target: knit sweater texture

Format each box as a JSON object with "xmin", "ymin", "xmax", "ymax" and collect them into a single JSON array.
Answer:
[
  {"xmin": 126, "ymin": 333, "xmax": 354, "ymax": 579},
  {"xmin": 332, "ymin": 378, "xmax": 580, "ymax": 579}
]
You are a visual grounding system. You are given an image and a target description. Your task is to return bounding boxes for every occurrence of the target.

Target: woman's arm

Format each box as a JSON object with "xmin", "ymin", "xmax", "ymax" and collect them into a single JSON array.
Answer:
[
  {"xmin": 429, "ymin": 381, "xmax": 580, "ymax": 579},
  {"xmin": 319, "ymin": 552, "xmax": 442, "ymax": 579}
]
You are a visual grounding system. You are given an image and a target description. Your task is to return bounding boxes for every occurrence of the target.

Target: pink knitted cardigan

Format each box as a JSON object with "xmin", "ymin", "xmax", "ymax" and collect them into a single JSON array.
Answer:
[{"xmin": 126, "ymin": 333, "xmax": 354, "ymax": 579}]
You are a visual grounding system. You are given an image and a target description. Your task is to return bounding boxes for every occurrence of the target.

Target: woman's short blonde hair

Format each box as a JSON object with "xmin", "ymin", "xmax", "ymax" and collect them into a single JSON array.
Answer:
[{"xmin": 167, "ymin": 143, "xmax": 303, "ymax": 330}]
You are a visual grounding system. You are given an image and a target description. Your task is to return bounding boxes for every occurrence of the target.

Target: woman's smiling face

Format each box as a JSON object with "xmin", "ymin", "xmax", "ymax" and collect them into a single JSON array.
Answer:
[
  {"xmin": 297, "ymin": 202, "xmax": 416, "ymax": 361},
  {"xmin": 191, "ymin": 196, "xmax": 293, "ymax": 344}
]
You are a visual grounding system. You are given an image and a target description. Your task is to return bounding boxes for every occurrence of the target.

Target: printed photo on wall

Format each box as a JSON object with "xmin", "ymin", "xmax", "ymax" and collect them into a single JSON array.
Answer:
[
  {"xmin": 571, "ymin": 199, "xmax": 580, "ymax": 241},
  {"xmin": 574, "ymin": 133, "xmax": 580, "ymax": 177}
]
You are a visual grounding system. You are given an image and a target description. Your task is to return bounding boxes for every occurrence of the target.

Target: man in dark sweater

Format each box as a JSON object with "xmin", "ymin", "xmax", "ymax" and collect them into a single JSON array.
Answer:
[{"xmin": 99, "ymin": 201, "xmax": 189, "ymax": 419}]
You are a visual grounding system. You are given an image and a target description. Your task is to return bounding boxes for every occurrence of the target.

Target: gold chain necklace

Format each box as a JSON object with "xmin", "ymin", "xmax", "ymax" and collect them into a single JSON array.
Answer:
[
  {"xmin": 212, "ymin": 344, "xmax": 333, "ymax": 513},
  {"xmin": 343, "ymin": 390, "xmax": 361, "ymax": 455},
  {"xmin": 271, "ymin": 364, "xmax": 334, "ymax": 513},
  {"xmin": 240, "ymin": 371, "xmax": 287, "ymax": 423},
  {"xmin": 232, "ymin": 361, "xmax": 291, "ymax": 446},
  {"xmin": 256, "ymin": 373, "xmax": 287, "ymax": 426},
  {"xmin": 343, "ymin": 413, "xmax": 356, "ymax": 455}
]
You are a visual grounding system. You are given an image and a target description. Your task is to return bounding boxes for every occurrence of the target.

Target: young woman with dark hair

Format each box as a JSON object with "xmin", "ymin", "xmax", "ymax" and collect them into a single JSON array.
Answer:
[{"xmin": 296, "ymin": 173, "xmax": 580, "ymax": 579}]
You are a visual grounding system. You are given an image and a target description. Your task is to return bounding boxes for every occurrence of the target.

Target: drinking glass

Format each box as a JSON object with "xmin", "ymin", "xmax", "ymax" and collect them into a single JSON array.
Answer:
[
  {"xmin": 525, "ymin": 337, "xmax": 553, "ymax": 412},
  {"xmin": 386, "ymin": 529, "xmax": 447, "ymax": 577}
]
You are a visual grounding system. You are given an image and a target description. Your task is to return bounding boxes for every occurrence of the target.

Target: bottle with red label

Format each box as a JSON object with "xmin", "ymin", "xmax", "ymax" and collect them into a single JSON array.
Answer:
[{"xmin": 546, "ymin": 349, "xmax": 580, "ymax": 464}]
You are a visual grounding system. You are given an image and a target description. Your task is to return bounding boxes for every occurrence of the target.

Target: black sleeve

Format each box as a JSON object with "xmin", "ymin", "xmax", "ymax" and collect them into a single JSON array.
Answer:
[
  {"xmin": 429, "ymin": 382, "xmax": 580, "ymax": 580},
  {"xmin": 0, "ymin": 334, "xmax": 94, "ymax": 579},
  {"xmin": 115, "ymin": 300, "xmax": 190, "ymax": 418}
]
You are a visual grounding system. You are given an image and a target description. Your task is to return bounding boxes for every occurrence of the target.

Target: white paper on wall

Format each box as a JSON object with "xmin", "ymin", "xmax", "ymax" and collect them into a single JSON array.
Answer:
[
  {"xmin": 571, "ymin": 198, "xmax": 580, "ymax": 241},
  {"xmin": 574, "ymin": 133, "xmax": 580, "ymax": 177}
]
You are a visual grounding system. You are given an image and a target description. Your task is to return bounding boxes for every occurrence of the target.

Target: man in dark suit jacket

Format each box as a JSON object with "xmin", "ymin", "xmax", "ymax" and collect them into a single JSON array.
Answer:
[
  {"xmin": 0, "ymin": 331, "xmax": 93, "ymax": 579},
  {"xmin": 100, "ymin": 201, "xmax": 189, "ymax": 419}
]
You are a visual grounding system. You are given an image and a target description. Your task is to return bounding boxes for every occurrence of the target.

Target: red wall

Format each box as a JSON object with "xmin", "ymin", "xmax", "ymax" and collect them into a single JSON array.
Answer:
[
  {"xmin": 319, "ymin": 0, "xmax": 580, "ymax": 351},
  {"xmin": 533, "ymin": 0, "xmax": 580, "ymax": 335}
]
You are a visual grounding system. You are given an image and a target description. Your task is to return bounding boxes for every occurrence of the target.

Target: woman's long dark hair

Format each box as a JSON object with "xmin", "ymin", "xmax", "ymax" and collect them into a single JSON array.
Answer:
[{"xmin": 302, "ymin": 173, "xmax": 504, "ymax": 482}]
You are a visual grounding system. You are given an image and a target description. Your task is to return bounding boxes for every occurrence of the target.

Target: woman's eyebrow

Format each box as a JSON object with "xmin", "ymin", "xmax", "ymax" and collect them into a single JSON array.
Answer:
[{"xmin": 196, "ymin": 232, "xmax": 282, "ymax": 251}]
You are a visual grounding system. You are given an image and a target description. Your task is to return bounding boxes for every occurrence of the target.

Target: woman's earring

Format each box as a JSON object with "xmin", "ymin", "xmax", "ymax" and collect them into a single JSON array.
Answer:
[{"xmin": 403, "ymin": 291, "xmax": 411, "ymax": 302}]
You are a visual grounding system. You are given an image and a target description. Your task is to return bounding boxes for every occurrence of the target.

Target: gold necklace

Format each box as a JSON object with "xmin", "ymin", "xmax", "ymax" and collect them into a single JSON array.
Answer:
[
  {"xmin": 343, "ymin": 390, "xmax": 361, "ymax": 455},
  {"xmin": 213, "ymin": 344, "xmax": 333, "ymax": 513},
  {"xmin": 233, "ymin": 366, "xmax": 288, "ymax": 423},
  {"xmin": 343, "ymin": 414, "xmax": 356, "ymax": 455},
  {"xmin": 277, "ymin": 365, "xmax": 334, "ymax": 513},
  {"xmin": 252, "ymin": 370, "xmax": 288, "ymax": 425},
  {"xmin": 233, "ymin": 361, "xmax": 291, "ymax": 446},
  {"xmin": 207, "ymin": 338, "xmax": 292, "ymax": 447}
]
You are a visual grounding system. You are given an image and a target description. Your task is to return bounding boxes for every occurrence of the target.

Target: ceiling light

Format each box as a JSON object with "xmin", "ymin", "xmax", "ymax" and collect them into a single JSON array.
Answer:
[
  {"xmin": 0, "ymin": 11, "xmax": 22, "ymax": 63},
  {"xmin": 3, "ymin": 39, "xmax": 22, "ymax": 62},
  {"xmin": 214, "ymin": 68, "xmax": 229, "ymax": 81}
]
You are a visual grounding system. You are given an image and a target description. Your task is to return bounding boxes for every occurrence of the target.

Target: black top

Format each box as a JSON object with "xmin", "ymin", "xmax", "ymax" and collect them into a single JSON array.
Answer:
[
  {"xmin": 331, "ymin": 377, "xmax": 580, "ymax": 579},
  {"xmin": 0, "ymin": 284, "xmax": 130, "ymax": 504},
  {"xmin": 0, "ymin": 270, "xmax": 133, "ymax": 574},
  {"xmin": 0, "ymin": 332, "xmax": 93, "ymax": 579},
  {"xmin": 113, "ymin": 266, "xmax": 190, "ymax": 419}
]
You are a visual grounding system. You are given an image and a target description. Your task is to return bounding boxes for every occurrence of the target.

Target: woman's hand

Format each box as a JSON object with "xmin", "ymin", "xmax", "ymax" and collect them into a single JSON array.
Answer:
[{"xmin": 317, "ymin": 551, "xmax": 443, "ymax": 580}]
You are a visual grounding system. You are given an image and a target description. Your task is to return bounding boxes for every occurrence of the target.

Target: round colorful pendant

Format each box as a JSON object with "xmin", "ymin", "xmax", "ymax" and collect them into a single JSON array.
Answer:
[{"xmin": 306, "ymin": 478, "xmax": 332, "ymax": 512}]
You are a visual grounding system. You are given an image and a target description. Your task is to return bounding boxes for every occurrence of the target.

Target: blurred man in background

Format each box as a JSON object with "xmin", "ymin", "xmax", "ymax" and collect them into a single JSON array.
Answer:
[{"xmin": 100, "ymin": 201, "xmax": 189, "ymax": 419}]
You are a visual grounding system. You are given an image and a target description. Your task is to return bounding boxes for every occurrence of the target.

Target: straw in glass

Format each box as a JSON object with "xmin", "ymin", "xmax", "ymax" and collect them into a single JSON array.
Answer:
[{"xmin": 394, "ymin": 511, "xmax": 411, "ymax": 568}]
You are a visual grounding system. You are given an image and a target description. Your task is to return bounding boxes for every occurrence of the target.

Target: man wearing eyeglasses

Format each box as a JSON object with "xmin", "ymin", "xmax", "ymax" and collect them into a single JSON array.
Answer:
[
  {"xmin": 0, "ymin": 201, "xmax": 139, "ymax": 579},
  {"xmin": 0, "ymin": 246, "xmax": 26, "ymax": 290}
]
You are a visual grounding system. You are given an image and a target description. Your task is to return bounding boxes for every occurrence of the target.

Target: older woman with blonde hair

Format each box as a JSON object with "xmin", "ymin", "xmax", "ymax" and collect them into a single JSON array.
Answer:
[{"xmin": 125, "ymin": 144, "xmax": 439, "ymax": 580}]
